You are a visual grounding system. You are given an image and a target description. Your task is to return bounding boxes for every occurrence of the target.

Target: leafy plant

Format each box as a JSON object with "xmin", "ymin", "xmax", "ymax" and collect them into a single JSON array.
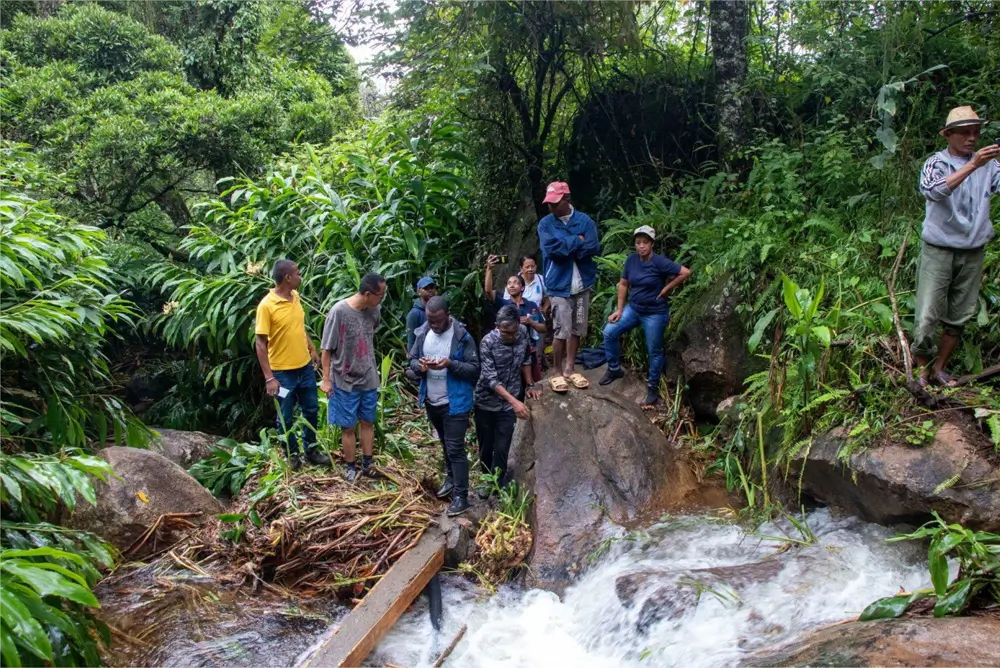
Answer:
[
  {"xmin": 0, "ymin": 451, "xmax": 115, "ymax": 667},
  {"xmin": 861, "ymin": 513, "xmax": 999, "ymax": 620},
  {"xmin": 188, "ymin": 430, "xmax": 281, "ymax": 499}
]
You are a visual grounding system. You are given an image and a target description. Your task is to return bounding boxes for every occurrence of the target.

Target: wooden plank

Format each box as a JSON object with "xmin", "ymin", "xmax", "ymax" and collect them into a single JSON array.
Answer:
[{"xmin": 305, "ymin": 532, "xmax": 445, "ymax": 668}]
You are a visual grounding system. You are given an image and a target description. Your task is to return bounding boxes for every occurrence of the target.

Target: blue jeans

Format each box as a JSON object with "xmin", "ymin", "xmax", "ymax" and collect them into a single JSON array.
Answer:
[
  {"xmin": 273, "ymin": 365, "xmax": 319, "ymax": 456},
  {"xmin": 602, "ymin": 304, "xmax": 669, "ymax": 388}
]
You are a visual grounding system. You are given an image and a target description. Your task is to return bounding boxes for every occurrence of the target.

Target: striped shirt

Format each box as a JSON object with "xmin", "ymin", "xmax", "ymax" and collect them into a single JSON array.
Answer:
[{"xmin": 918, "ymin": 150, "xmax": 1000, "ymax": 249}]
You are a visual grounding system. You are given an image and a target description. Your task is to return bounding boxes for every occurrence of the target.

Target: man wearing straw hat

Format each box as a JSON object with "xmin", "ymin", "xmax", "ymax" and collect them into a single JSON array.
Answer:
[{"xmin": 913, "ymin": 106, "xmax": 1000, "ymax": 387}]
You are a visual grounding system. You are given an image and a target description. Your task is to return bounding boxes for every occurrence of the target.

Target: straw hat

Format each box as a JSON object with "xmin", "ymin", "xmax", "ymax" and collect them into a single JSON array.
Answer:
[{"xmin": 940, "ymin": 106, "xmax": 988, "ymax": 136}]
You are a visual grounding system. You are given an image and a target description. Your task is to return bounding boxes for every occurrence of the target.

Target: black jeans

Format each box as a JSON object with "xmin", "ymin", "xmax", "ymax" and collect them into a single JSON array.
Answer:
[
  {"xmin": 426, "ymin": 403, "xmax": 470, "ymax": 500},
  {"xmin": 474, "ymin": 407, "xmax": 517, "ymax": 485}
]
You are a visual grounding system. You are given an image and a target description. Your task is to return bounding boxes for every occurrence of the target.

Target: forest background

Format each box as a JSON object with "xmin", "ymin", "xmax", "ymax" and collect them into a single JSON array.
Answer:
[{"xmin": 1, "ymin": 1, "xmax": 999, "ymax": 665}]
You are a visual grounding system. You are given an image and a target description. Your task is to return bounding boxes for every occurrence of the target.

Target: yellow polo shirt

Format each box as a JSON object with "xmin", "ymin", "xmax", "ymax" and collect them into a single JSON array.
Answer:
[{"xmin": 255, "ymin": 290, "xmax": 311, "ymax": 370}]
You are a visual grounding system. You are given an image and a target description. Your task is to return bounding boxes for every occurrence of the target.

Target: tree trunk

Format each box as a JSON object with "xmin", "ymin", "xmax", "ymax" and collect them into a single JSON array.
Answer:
[{"xmin": 710, "ymin": 0, "xmax": 749, "ymax": 169}]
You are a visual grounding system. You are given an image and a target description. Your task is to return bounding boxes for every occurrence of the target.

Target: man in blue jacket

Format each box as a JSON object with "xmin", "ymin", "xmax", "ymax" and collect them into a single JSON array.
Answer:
[
  {"xmin": 537, "ymin": 181, "xmax": 600, "ymax": 391},
  {"xmin": 408, "ymin": 296, "xmax": 480, "ymax": 516}
]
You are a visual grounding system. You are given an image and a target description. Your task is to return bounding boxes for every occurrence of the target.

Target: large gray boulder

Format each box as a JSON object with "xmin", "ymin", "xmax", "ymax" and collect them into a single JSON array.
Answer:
[
  {"xmin": 744, "ymin": 616, "xmax": 1000, "ymax": 667},
  {"xmin": 67, "ymin": 446, "xmax": 223, "ymax": 553},
  {"xmin": 509, "ymin": 368, "xmax": 714, "ymax": 593},
  {"xmin": 669, "ymin": 278, "xmax": 755, "ymax": 420},
  {"xmin": 790, "ymin": 422, "xmax": 1000, "ymax": 532},
  {"xmin": 148, "ymin": 427, "xmax": 220, "ymax": 468}
]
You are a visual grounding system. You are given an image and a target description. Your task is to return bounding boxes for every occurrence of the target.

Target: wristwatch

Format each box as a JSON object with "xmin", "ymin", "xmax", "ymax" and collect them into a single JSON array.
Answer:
[{"xmin": 526, "ymin": 382, "xmax": 536, "ymax": 389}]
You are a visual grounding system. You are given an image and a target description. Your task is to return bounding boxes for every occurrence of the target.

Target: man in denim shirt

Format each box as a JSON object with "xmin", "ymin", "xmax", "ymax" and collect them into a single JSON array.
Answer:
[{"xmin": 913, "ymin": 106, "xmax": 999, "ymax": 387}]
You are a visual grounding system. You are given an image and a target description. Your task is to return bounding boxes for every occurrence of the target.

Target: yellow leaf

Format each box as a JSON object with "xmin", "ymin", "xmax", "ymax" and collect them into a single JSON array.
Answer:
[{"xmin": 137, "ymin": 490, "xmax": 149, "ymax": 503}]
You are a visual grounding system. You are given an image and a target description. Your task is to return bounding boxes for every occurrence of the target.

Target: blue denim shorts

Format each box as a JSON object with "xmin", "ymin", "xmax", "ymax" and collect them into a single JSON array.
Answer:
[{"xmin": 331, "ymin": 387, "xmax": 378, "ymax": 427}]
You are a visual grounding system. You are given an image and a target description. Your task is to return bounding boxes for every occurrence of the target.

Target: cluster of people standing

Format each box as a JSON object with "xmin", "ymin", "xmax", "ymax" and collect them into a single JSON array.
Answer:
[{"xmin": 254, "ymin": 181, "xmax": 693, "ymax": 517}]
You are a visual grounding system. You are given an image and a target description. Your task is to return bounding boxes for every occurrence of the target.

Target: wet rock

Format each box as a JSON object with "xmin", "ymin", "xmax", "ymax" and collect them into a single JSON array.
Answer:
[
  {"xmin": 148, "ymin": 428, "xmax": 220, "ymax": 468},
  {"xmin": 508, "ymin": 367, "xmax": 703, "ymax": 594},
  {"xmin": 790, "ymin": 423, "xmax": 1000, "ymax": 532},
  {"xmin": 437, "ymin": 501, "xmax": 489, "ymax": 569},
  {"xmin": 669, "ymin": 279, "xmax": 755, "ymax": 420},
  {"xmin": 716, "ymin": 395, "xmax": 747, "ymax": 423},
  {"xmin": 744, "ymin": 616, "xmax": 1000, "ymax": 667},
  {"xmin": 67, "ymin": 446, "xmax": 223, "ymax": 552},
  {"xmin": 616, "ymin": 560, "xmax": 784, "ymax": 631}
]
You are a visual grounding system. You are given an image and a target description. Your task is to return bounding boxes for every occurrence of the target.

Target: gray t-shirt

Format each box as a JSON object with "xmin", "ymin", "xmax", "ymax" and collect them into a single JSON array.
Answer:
[
  {"xmin": 320, "ymin": 300, "xmax": 381, "ymax": 392},
  {"xmin": 423, "ymin": 322, "xmax": 454, "ymax": 406}
]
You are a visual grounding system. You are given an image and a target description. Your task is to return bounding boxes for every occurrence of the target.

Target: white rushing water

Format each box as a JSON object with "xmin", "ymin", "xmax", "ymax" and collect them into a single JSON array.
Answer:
[{"xmin": 370, "ymin": 508, "xmax": 932, "ymax": 668}]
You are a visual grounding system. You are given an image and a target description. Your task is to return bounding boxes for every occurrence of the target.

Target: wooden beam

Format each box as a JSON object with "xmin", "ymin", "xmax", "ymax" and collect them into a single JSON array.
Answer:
[
  {"xmin": 956, "ymin": 363, "xmax": 1000, "ymax": 387},
  {"xmin": 305, "ymin": 532, "xmax": 446, "ymax": 668}
]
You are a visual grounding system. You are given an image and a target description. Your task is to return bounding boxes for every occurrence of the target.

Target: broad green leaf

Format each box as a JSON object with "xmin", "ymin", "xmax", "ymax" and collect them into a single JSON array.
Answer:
[
  {"xmin": 858, "ymin": 593, "xmax": 920, "ymax": 621},
  {"xmin": 0, "ymin": 587, "xmax": 53, "ymax": 662},
  {"xmin": 781, "ymin": 275, "xmax": 803, "ymax": 319},
  {"xmin": 811, "ymin": 326, "xmax": 831, "ymax": 347},
  {"xmin": 927, "ymin": 547, "xmax": 949, "ymax": 597},
  {"xmin": 933, "ymin": 579, "xmax": 972, "ymax": 617},
  {"xmin": 748, "ymin": 308, "xmax": 779, "ymax": 353},
  {"xmin": 1, "ymin": 561, "xmax": 99, "ymax": 607}
]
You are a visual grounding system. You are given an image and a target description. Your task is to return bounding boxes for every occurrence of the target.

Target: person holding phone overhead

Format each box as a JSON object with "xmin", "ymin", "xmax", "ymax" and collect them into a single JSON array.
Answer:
[
  {"xmin": 254, "ymin": 259, "xmax": 323, "ymax": 470},
  {"xmin": 484, "ymin": 255, "xmax": 546, "ymax": 384},
  {"xmin": 600, "ymin": 226, "xmax": 691, "ymax": 406},
  {"xmin": 408, "ymin": 296, "xmax": 480, "ymax": 516}
]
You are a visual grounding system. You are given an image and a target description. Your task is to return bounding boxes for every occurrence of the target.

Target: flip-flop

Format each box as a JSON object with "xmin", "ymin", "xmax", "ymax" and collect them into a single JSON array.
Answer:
[
  {"xmin": 568, "ymin": 373, "xmax": 590, "ymax": 389},
  {"xmin": 933, "ymin": 371, "xmax": 958, "ymax": 388},
  {"xmin": 916, "ymin": 375, "xmax": 931, "ymax": 389},
  {"xmin": 549, "ymin": 376, "xmax": 570, "ymax": 393}
]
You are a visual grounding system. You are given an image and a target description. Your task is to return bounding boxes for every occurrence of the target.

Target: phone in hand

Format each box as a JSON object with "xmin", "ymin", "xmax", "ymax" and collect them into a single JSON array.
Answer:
[{"xmin": 497, "ymin": 255, "xmax": 508, "ymax": 264}]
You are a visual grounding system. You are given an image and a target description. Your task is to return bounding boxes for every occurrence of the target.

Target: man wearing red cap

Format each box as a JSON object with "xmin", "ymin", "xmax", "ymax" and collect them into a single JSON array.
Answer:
[
  {"xmin": 913, "ymin": 106, "xmax": 999, "ymax": 387},
  {"xmin": 537, "ymin": 181, "xmax": 601, "ymax": 391}
]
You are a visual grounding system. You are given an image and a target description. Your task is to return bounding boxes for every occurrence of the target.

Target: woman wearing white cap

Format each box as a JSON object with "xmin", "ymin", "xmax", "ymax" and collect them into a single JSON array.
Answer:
[{"xmin": 600, "ymin": 225, "xmax": 691, "ymax": 405}]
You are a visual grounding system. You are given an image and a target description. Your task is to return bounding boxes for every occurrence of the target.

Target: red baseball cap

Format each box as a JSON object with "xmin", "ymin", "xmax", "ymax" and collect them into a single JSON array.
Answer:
[{"xmin": 542, "ymin": 181, "xmax": 571, "ymax": 205}]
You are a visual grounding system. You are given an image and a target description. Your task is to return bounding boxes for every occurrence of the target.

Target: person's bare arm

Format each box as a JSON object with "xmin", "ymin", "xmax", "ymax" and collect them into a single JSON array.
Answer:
[
  {"xmin": 522, "ymin": 365, "xmax": 541, "ymax": 400},
  {"xmin": 945, "ymin": 145, "xmax": 1000, "ymax": 190},
  {"xmin": 484, "ymin": 256, "xmax": 498, "ymax": 302},
  {"xmin": 320, "ymin": 350, "xmax": 333, "ymax": 396},
  {"xmin": 658, "ymin": 266, "xmax": 692, "ymax": 300},
  {"xmin": 495, "ymin": 385, "xmax": 529, "ymax": 419},
  {"xmin": 608, "ymin": 278, "xmax": 629, "ymax": 323},
  {"xmin": 256, "ymin": 334, "xmax": 279, "ymax": 396}
]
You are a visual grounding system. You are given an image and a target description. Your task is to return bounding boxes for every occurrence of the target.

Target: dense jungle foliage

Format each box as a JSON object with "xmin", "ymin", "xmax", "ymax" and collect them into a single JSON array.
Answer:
[{"xmin": 1, "ymin": 0, "xmax": 1000, "ymax": 664}]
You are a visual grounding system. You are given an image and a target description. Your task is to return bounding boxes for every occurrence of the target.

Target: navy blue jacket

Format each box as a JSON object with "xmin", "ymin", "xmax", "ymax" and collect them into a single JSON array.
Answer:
[
  {"xmin": 408, "ymin": 319, "xmax": 480, "ymax": 415},
  {"xmin": 405, "ymin": 298, "xmax": 427, "ymax": 351},
  {"xmin": 537, "ymin": 209, "xmax": 601, "ymax": 298}
]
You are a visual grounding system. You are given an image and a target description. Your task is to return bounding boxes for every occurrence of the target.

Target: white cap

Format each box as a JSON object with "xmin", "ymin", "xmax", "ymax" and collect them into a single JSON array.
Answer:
[{"xmin": 633, "ymin": 225, "xmax": 656, "ymax": 240}]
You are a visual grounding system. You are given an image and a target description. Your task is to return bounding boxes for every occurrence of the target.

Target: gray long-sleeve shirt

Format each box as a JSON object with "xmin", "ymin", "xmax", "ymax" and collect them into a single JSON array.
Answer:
[
  {"xmin": 918, "ymin": 150, "xmax": 1000, "ymax": 249},
  {"xmin": 474, "ymin": 326, "xmax": 531, "ymax": 412}
]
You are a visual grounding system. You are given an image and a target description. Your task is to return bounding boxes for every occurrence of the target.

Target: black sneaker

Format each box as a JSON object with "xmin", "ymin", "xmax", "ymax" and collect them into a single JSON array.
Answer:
[
  {"xmin": 436, "ymin": 478, "xmax": 455, "ymax": 499},
  {"xmin": 344, "ymin": 465, "xmax": 359, "ymax": 483},
  {"xmin": 446, "ymin": 496, "xmax": 470, "ymax": 517},
  {"xmin": 288, "ymin": 454, "xmax": 302, "ymax": 471},
  {"xmin": 599, "ymin": 367, "xmax": 625, "ymax": 386},
  {"xmin": 361, "ymin": 462, "xmax": 377, "ymax": 478},
  {"xmin": 641, "ymin": 387, "xmax": 661, "ymax": 406},
  {"xmin": 306, "ymin": 449, "xmax": 331, "ymax": 466}
]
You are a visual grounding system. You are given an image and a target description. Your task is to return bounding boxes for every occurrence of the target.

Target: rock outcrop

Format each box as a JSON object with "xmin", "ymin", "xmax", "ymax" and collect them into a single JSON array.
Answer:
[
  {"xmin": 790, "ymin": 422, "xmax": 1000, "ymax": 532},
  {"xmin": 67, "ymin": 446, "xmax": 223, "ymax": 553},
  {"xmin": 669, "ymin": 279, "xmax": 754, "ymax": 420},
  {"xmin": 744, "ymin": 616, "xmax": 1000, "ymax": 667},
  {"xmin": 148, "ymin": 428, "xmax": 220, "ymax": 468},
  {"xmin": 509, "ymin": 368, "xmax": 712, "ymax": 593}
]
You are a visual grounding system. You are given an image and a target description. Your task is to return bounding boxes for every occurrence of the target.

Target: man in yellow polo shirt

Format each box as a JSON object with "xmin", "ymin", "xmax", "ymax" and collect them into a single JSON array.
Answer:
[{"xmin": 255, "ymin": 259, "xmax": 324, "ymax": 470}]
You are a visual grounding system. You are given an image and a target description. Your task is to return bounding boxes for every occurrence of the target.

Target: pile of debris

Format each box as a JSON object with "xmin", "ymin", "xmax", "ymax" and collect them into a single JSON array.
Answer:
[{"xmin": 172, "ymin": 464, "xmax": 441, "ymax": 599}]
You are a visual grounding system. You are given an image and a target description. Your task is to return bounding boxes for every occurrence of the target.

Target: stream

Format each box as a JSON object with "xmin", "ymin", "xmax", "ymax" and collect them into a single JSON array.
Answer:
[{"xmin": 102, "ymin": 508, "xmax": 932, "ymax": 668}]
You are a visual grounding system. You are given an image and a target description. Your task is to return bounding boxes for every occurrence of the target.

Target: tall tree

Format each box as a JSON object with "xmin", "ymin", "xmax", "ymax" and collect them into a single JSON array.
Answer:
[
  {"xmin": 710, "ymin": 0, "xmax": 749, "ymax": 167},
  {"xmin": 376, "ymin": 0, "xmax": 639, "ymax": 215}
]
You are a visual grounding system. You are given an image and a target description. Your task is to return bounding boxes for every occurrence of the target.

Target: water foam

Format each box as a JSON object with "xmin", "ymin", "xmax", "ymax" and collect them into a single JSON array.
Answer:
[{"xmin": 372, "ymin": 508, "xmax": 930, "ymax": 668}]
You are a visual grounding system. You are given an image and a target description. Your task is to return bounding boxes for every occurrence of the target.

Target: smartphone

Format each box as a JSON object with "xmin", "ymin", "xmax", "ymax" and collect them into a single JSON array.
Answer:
[
  {"xmin": 497, "ymin": 255, "xmax": 508, "ymax": 264},
  {"xmin": 277, "ymin": 387, "xmax": 290, "ymax": 399}
]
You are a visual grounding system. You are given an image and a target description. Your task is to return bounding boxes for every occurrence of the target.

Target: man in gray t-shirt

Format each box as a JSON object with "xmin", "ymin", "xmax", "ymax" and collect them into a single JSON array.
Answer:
[{"xmin": 320, "ymin": 273, "xmax": 386, "ymax": 482}]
